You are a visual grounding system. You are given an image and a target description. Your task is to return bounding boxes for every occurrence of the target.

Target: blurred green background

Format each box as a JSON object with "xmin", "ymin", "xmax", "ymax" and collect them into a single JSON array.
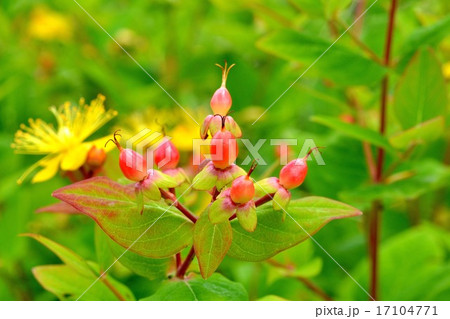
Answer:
[{"xmin": 0, "ymin": 0, "xmax": 449, "ymax": 300}]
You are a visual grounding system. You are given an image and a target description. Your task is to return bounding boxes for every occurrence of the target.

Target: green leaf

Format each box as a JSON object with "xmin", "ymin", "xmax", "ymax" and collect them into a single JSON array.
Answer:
[
  {"xmin": 193, "ymin": 211, "xmax": 232, "ymax": 279},
  {"xmin": 322, "ymin": 0, "xmax": 352, "ymax": 18},
  {"xmin": 95, "ymin": 223, "xmax": 170, "ymax": 280},
  {"xmin": 258, "ymin": 30, "xmax": 385, "ymax": 86},
  {"xmin": 228, "ymin": 197, "xmax": 362, "ymax": 261},
  {"xmin": 393, "ymin": 48, "xmax": 447, "ymax": 129},
  {"xmin": 389, "ymin": 116, "xmax": 445, "ymax": 150},
  {"xmin": 33, "ymin": 264, "xmax": 135, "ymax": 301},
  {"xmin": 311, "ymin": 115, "xmax": 396, "ymax": 153},
  {"xmin": 340, "ymin": 159, "xmax": 450, "ymax": 203},
  {"xmin": 400, "ymin": 16, "xmax": 450, "ymax": 56},
  {"xmin": 339, "ymin": 224, "xmax": 450, "ymax": 300},
  {"xmin": 53, "ymin": 177, "xmax": 194, "ymax": 258},
  {"xmin": 26, "ymin": 234, "xmax": 135, "ymax": 301},
  {"xmin": 94, "ymin": 225, "xmax": 115, "ymax": 272},
  {"xmin": 23, "ymin": 233, "xmax": 93, "ymax": 277},
  {"xmin": 257, "ymin": 295, "xmax": 287, "ymax": 301},
  {"xmin": 107, "ymin": 232, "xmax": 171, "ymax": 280},
  {"xmin": 141, "ymin": 273, "xmax": 248, "ymax": 301}
]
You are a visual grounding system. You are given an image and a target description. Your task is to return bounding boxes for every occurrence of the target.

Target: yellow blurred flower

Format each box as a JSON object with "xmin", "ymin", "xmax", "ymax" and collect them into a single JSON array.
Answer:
[
  {"xmin": 28, "ymin": 7, "xmax": 73, "ymax": 41},
  {"xmin": 443, "ymin": 62, "xmax": 450, "ymax": 80},
  {"xmin": 12, "ymin": 95, "xmax": 117, "ymax": 184},
  {"xmin": 120, "ymin": 107, "xmax": 204, "ymax": 152}
]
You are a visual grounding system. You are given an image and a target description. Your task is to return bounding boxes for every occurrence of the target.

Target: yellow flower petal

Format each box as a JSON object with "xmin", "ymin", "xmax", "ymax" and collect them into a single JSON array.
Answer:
[
  {"xmin": 90, "ymin": 136, "xmax": 116, "ymax": 152},
  {"xmin": 32, "ymin": 155, "xmax": 62, "ymax": 183},
  {"xmin": 60, "ymin": 144, "xmax": 90, "ymax": 171}
]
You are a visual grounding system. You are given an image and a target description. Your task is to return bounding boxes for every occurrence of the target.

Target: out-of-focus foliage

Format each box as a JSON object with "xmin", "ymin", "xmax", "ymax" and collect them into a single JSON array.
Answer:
[{"xmin": 0, "ymin": 0, "xmax": 448, "ymax": 300}]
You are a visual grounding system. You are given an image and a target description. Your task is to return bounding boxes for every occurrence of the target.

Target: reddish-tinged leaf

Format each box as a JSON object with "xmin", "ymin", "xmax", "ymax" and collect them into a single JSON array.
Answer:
[
  {"xmin": 53, "ymin": 177, "xmax": 194, "ymax": 258},
  {"xmin": 194, "ymin": 211, "xmax": 232, "ymax": 279},
  {"xmin": 228, "ymin": 196, "xmax": 362, "ymax": 261},
  {"xmin": 36, "ymin": 202, "xmax": 81, "ymax": 214}
]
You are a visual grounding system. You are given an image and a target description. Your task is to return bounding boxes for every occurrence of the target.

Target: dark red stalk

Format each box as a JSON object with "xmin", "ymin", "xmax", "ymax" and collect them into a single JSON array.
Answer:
[
  {"xmin": 175, "ymin": 253, "xmax": 182, "ymax": 268},
  {"xmin": 160, "ymin": 189, "xmax": 198, "ymax": 223},
  {"xmin": 369, "ymin": 0, "xmax": 398, "ymax": 301},
  {"xmin": 255, "ymin": 193, "xmax": 274, "ymax": 207},
  {"xmin": 176, "ymin": 247, "xmax": 195, "ymax": 279}
]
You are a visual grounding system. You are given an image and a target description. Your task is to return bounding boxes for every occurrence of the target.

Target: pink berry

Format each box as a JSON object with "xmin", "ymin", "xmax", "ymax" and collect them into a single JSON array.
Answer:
[
  {"xmin": 153, "ymin": 140, "xmax": 180, "ymax": 170},
  {"xmin": 210, "ymin": 87, "xmax": 232, "ymax": 116},
  {"xmin": 210, "ymin": 129, "xmax": 238, "ymax": 169},
  {"xmin": 230, "ymin": 175, "xmax": 255, "ymax": 204},
  {"xmin": 210, "ymin": 62, "xmax": 235, "ymax": 116},
  {"xmin": 279, "ymin": 158, "xmax": 308, "ymax": 189}
]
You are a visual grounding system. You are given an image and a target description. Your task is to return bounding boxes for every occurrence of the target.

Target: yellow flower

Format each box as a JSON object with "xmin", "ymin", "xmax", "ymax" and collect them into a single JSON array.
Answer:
[
  {"xmin": 120, "ymin": 107, "xmax": 204, "ymax": 152},
  {"xmin": 28, "ymin": 7, "xmax": 73, "ymax": 41},
  {"xmin": 443, "ymin": 62, "xmax": 450, "ymax": 80},
  {"xmin": 12, "ymin": 95, "xmax": 117, "ymax": 184}
]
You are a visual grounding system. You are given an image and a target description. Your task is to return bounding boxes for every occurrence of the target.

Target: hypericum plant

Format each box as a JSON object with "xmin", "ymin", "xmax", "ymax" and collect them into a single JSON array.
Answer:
[{"xmin": 14, "ymin": 64, "xmax": 361, "ymax": 301}]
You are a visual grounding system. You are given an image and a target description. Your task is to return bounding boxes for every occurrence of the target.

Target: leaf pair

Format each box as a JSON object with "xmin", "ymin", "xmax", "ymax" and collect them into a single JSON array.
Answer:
[{"xmin": 53, "ymin": 177, "xmax": 362, "ymax": 281}]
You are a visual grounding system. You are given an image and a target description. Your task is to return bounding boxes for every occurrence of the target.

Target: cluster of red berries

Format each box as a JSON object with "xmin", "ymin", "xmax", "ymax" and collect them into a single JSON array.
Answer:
[
  {"xmin": 106, "ymin": 130, "xmax": 182, "ymax": 212},
  {"xmin": 108, "ymin": 62, "xmax": 311, "ymax": 231}
]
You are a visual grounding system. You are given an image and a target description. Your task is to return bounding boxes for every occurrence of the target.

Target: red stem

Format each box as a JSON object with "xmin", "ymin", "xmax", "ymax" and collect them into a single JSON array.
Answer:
[
  {"xmin": 369, "ymin": 0, "xmax": 398, "ymax": 301},
  {"xmin": 176, "ymin": 247, "xmax": 195, "ymax": 279},
  {"xmin": 211, "ymin": 187, "xmax": 220, "ymax": 202},
  {"xmin": 255, "ymin": 193, "xmax": 275, "ymax": 207},
  {"xmin": 160, "ymin": 189, "xmax": 198, "ymax": 223},
  {"xmin": 175, "ymin": 253, "xmax": 182, "ymax": 269}
]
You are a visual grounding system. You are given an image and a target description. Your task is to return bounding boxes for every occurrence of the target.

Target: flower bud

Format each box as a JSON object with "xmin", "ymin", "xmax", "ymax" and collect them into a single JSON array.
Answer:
[
  {"xmin": 86, "ymin": 146, "xmax": 106, "ymax": 168},
  {"xmin": 210, "ymin": 62, "xmax": 235, "ymax": 116}
]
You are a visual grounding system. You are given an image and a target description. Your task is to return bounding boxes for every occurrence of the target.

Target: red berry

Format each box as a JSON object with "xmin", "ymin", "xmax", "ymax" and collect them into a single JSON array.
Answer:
[
  {"xmin": 279, "ymin": 158, "xmax": 308, "ymax": 189},
  {"xmin": 210, "ymin": 129, "xmax": 238, "ymax": 169},
  {"xmin": 153, "ymin": 140, "xmax": 180, "ymax": 170},
  {"xmin": 106, "ymin": 130, "xmax": 148, "ymax": 182},
  {"xmin": 210, "ymin": 62, "xmax": 235, "ymax": 116},
  {"xmin": 230, "ymin": 175, "xmax": 255, "ymax": 204},
  {"xmin": 119, "ymin": 148, "xmax": 148, "ymax": 182}
]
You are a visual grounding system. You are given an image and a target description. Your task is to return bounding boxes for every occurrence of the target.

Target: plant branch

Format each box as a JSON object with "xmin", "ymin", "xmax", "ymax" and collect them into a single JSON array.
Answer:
[
  {"xmin": 101, "ymin": 275, "xmax": 126, "ymax": 301},
  {"xmin": 296, "ymin": 276, "xmax": 334, "ymax": 301},
  {"xmin": 266, "ymin": 259, "xmax": 333, "ymax": 301},
  {"xmin": 255, "ymin": 193, "xmax": 275, "ymax": 207},
  {"xmin": 211, "ymin": 187, "xmax": 220, "ymax": 202},
  {"xmin": 333, "ymin": 19, "xmax": 384, "ymax": 65},
  {"xmin": 176, "ymin": 247, "xmax": 195, "ymax": 279},
  {"xmin": 160, "ymin": 189, "xmax": 198, "ymax": 223},
  {"xmin": 369, "ymin": 0, "xmax": 398, "ymax": 302}
]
